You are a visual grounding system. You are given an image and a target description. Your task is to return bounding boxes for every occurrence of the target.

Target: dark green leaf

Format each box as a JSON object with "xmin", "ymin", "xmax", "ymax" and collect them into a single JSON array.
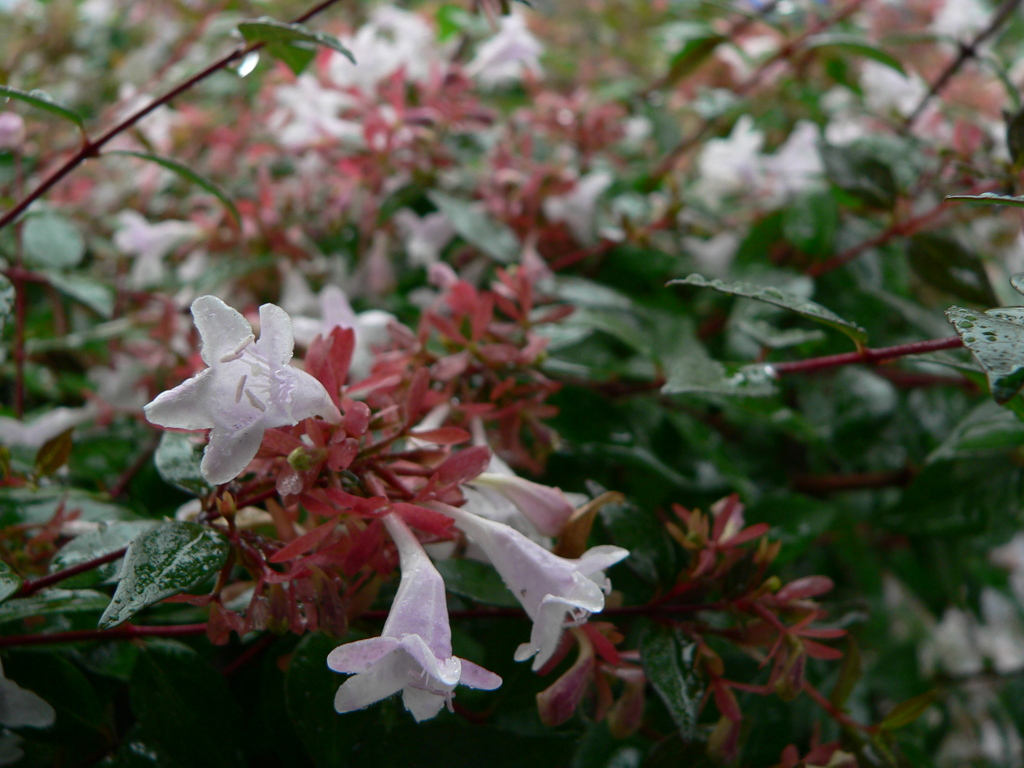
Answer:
[
  {"xmin": 103, "ymin": 151, "xmax": 240, "ymax": 224},
  {"xmin": 929, "ymin": 400, "xmax": 1024, "ymax": 461},
  {"xmin": 237, "ymin": 18, "xmax": 354, "ymax": 66},
  {"xmin": 0, "ymin": 85, "xmax": 85, "ymax": 133},
  {"xmin": 665, "ymin": 32, "xmax": 725, "ymax": 83},
  {"xmin": 640, "ymin": 623, "xmax": 704, "ymax": 740},
  {"xmin": 34, "ymin": 428, "xmax": 74, "ymax": 478},
  {"xmin": 805, "ymin": 34, "xmax": 905, "ymax": 75},
  {"xmin": 285, "ymin": 632, "xmax": 361, "ymax": 768},
  {"xmin": 0, "ymin": 589, "xmax": 109, "ymax": 624},
  {"xmin": 264, "ymin": 43, "xmax": 316, "ymax": 76},
  {"xmin": 427, "ymin": 191, "xmax": 520, "ymax": 263},
  {"xmin": 830, "ymin": 636, "xmax": 861, "ymax": 709},
  {"xmin": 821, "ymin": 144, "xmax": 898, "ymax": 209},
  {"xmin": 0, "ymin": 487, "xmax": 138, "ymax": 527},
  {"xmin": 947, "ymin": 192, "xmax": 1024, "ymax": 208},
  {"xmin": 783, "ymin": 191, "xmax": 838, "ymax": 257},
  {"xmin": 22, "ymin": 214, "xmax": 86, "ymax": 269},
  {"xmin": 908, "ymin": 233, "xmax": 996, "ymax": 305},
  {"xmin": 153, "ymin": 431, "xmax": 211, "ymax": 496},
  {"xmin": 129, "ymin": 640, "xmax": 244, "ymax": 768},
  {"xmin": 98, "ymin": 521, "xmax": 229, "ymax": 629},
  {"xmin": 0, "ymin": 561, "xmax": 22, "ymax": 604},
  {"xmin": 49, "ymin": 521, "xmax": 159, "ymax": 589},
  {"xmin": 879, "ymin": 690, "xmax": 939, "ymax": 730},
  {"xmin": 45, "ymin": 272, "xmax": 114, "ymax": 318},
  {"xmin": 598, "ymin": 494, "xmax": 677, "ymax": 586},
  {"xmin": 433, "ymin": 559, "xmax": 519, "ymax": 608},
  {"xmin": 947, "ymin": 305, "xmax": 1024, "ymax": 403},
  {"xmin": 0, "ymin": 274, "xmax": 14, "ymax": 337},
  {"xmin": 668, "ymin": 273, "xmax": 867, "ymax": 344},
  {"xmin": 1007, "ymin": 106, "xmax": 1024, "ymax": 166}
]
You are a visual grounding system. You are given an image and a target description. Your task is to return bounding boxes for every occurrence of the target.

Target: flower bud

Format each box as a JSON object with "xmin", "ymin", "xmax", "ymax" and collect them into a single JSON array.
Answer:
[{"xmin": 0, "ymin": 112, "xmax": 25, "ymax": 151}]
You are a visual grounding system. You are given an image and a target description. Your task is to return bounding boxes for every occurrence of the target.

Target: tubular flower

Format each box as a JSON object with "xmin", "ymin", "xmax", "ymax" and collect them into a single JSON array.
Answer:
[
  {"xmin": 328, "ymin": 514, "xmax": 502, "ymax": 721},
  {"xmin": 144, "ymin": 295, "xmax": 341, "ymax": 485},
  {"xmin": 432, "ymin": 502, "xmax": 629, "ymax": 671}
]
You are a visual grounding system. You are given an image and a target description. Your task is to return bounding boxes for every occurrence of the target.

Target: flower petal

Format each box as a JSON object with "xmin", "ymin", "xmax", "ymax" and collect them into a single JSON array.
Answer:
[
  {"xmin": 333, "ymin": 653, "xmax": 408, "ymax": 714},
  {"xmin": 400, "ymin": 635, "xmax": 461, "ymax": 687},
  {"xmin": 574, "ymin": 545, "xmax": 631, "ymax": 581},
  {"xmin": 458, "ymin": 659, "xmax": 503, "ymax": 690},
  {"xmin": 256, "ymin": 302, "xmax": 295, "ymax": 367},
  {"xmin": 200, "ymin": 422, "xmax": 265, "ymax": 485},
  {"xmin": 271, "ymin": 367, "xmax": 342, "ymax": 425},
  {"xmin": 143, "ymin": 369, "xmax": 214, "ymax": 430},
  {"xmin": 327, "ymin": 637, "xmax": 401, "ymax": 673},
  {"xmin": 191, "ymin": 296, "xmax": 254, "ymax": 367},
  {"xmin": 401, "ymin": 685, "xmax": 448, "ymax": 722},
  {"xmin": 470, "ymin": 473, "xmax": 574, "ymax": 536}
]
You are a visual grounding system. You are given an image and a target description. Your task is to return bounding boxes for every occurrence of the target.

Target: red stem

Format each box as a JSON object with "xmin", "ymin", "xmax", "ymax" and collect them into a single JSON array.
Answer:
[
  {"xmin": 14, "ymin": 546, "xmax": 128, "ymax": 598},
  {"xmin": 0, "ymin": 0, "xmax": 346, "ymax": 232},
  {"xmin": 0, "ymin": 622, "xmax": 208, "ymax": 648},
  {"xmin": 770, "ymin": 336, "xmax": 963, "ymax": 375}
]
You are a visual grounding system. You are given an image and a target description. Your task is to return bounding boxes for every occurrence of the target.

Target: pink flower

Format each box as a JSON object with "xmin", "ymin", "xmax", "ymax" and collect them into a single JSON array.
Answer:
[{"xmin": 329, "ymin": 514, "xmax": 501, "ymax": 720}]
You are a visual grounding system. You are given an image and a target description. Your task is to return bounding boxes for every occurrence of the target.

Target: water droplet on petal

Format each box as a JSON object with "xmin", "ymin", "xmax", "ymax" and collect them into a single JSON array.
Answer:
[{"xmin": 236, "ymin": 51, "xmax": 260, "ymax": 78}]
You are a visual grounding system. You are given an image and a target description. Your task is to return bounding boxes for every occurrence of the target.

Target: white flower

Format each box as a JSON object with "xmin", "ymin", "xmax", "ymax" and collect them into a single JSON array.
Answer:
[
  {"xmin": 432, "ymin": 502, "xmax": 628, "ymax": 670},
  {"xmin": 543, "ymin": 171, "xmax": 613, "ymax": 245},
  {"xmin": 761, "ymin": 120, "xmax": 823, "ymax": 198},
  {"xmin": 860, "ymin": 61, "xmax": 927, "ymax": 118},
  {"xmin": 393, "ymin": 209, "xmax": 456, "ymax": 267},
  {"xmin": 694, "ymin": 115, "xmax": 765, "ymax": 209},
  {"xmin": 269, "ymin": 75, "xmax": 361, "ymax": 149},
  {"xmin": 931, "ymin": 0, "xmax": 990, "ymax": 40},
  {"xmin": 328, "ymin": 7, "xmax": 439, "ymax": 92},
  {"xmin": 0, "ymin": 406, "xmax": 98, "ymax": 449},
  {"xmin": 114, "ymin": 211, "xmax": 201, "ymax": 289},
  {"xmin": 144, "ymin": 296, "xmax": 341, "ymax": 485},
  {"xmin": 467, "ymin": 13, "xmax": 543, "ymax": 87},
  {"xmin": 329, "ymin": 514, "xmax": 501, "ymax": 720}
]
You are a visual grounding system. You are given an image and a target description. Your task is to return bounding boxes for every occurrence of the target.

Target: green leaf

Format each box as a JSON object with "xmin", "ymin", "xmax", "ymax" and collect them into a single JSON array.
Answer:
[
  {"xmin": 829, "ymin": 636, "xmax": 861, "ymax": 709},
  {"xmin": 285, "ymin": 632, "xmax": 362, "ymax": 768},
  {"xmin": 820, "ymin": 143, "xmax": 898, "ymax": 209},
  {"xmin": 0, "ymin": 561, "xmax": 22, "ymax": 604},
  {"xmin": 0, "ymin": 274, "xmax": 13, "ymax": 337},
  {"xmin": 22, "ymin": 213, "xmax": 86, "ymax": 269},
  {"xmin": 946, "ymin": 192, "xmax": 1024, "ymax": 209},
  {"xmin": 665, "ymin": 32, "xmax": 725, "ymax": 83},
  {"xmin": 98, "ymin": 521, "xmax": 229, "ymax": 629},
  {"xmin": 49, "ymin": 521, "xmax": 159, "ymax": 589},
  {"xmin": 45, "ymin": 272, "xmax": 115, "ymax": 318},
  {"xmin": 104, "ymin": 150, "xmax": 240, "ymax": 224},
  {"xmin": 640, "ymin": 623, "xmax": 704, "ymax": 740},
  {"xmin": 129, "ymin": 640, "xmax": 244, "ymax": 768},
  {"xmin": 805, "ymin": 34, "xmax": 906, "ymax": 75},
  {"xmin": 427, "ymin": 191, "xmax": 520, "ymax": 263},
  {"xmin": 237, "ymin": 18, "xmax": 355, "ymax": 74},
  {"xmin": 153, "ymin": 431, "xmax": 212, "ymax": 496},
  {"xmin": 33, "ymin": 427, "xmax": 74, "ymax": 478},
  {"xmin": 782, "ymin": 190, "xmax": 838, "ymax": 257},
  {"xmin": 1007, "ymin": 106, "xmax": 1024, "ymax": 166},
  {"xmin": 0, "ymin": 487, "xmax": 138, "ymax": 527},
  {"xmin": 0, "ymin": 84, "xmax": 85, "ymax": 133},
  {"xmin": 433, "ymin": 559, "xmax": 520, "ymax": 608},
  {"xmin": 668, "ymin": 273, "xmax": 867, "ymax": 345},
  {"xmin": 0, "ymin": 589, "xmax": 110, "ymax": 624},
  {"xmin": 947, "ymin": 305, "xmax": 1024, "ymax": 404},
  {"xmin": 879, "ymin": 690, "xmax": 939, "ymax": 730},
  {"xmin": 928, "ymin": 400, "xmax": 1024, "ymax": 461},
  {"xmin": 598, "ymin": 494, "xmax": 677, "ymax": 586},
  {"xmin": 908, "ymin": 233, "xmax": 996, "ymax": 305}
]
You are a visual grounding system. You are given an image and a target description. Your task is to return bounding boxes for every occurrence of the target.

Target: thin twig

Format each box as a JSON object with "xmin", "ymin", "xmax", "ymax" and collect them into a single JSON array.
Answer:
[
  {"xmin": 903, "ymin": 0, "xmax": 1024, "ymax": 129},
  {"xmin": 0, "ymin": 0, "xmax": 346, "ymax": 232},
  {"xmin": 14, "ymin": 546, "xmax": 128, "ymax": 598},
  {"xmin": 0, "ymin": 622, "xmax": 208, "ymax": 648},
  {"xmin": 770, "ymin": 336, "xmax": 963, "ymax": 375}
]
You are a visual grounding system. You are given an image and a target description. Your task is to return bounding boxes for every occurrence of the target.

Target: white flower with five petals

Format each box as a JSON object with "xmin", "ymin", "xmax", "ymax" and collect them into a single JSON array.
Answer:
[
  {"xmin": 431, "ymin": 502, "xmax": 629, "ymax": 671},
  {"xmin": 144, "ymin": 296, "xmax": 340, "ymax": 485},
  {"xmin": 329, "ymin": 514, "xmax": 502, "ymax": 721}
]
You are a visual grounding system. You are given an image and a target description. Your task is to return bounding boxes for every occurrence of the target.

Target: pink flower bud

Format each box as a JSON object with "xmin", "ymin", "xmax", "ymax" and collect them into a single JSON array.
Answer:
[{"xmin": 0, "ymin": 112, "xmax": 25, "ymax": 151}]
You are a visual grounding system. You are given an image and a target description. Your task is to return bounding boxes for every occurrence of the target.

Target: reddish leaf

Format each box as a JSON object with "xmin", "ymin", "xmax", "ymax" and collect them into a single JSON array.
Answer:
[
  {"xmin": 323, "ymin": 487, "xmax": 389, "ymax": 516},
  {"xmin": 342, "ymin": 401, "xmax": 371, "ymax": 436},
  {"xmin": 776, "ymin": 576, "xmax": 835, "ymax": 602},
  {"xmin": 391, "ymin": 502, "xmax": 454, "ymax": 538},
  {"xmin": 259, "ymin": 428, "xmax": 305, "ymax": 457},
  {"xmin": 537, "ymin": 640, "xmax": 594, "ymax": 727},
  {"xmin": 409, "ymin": 427, "xmax": 471, "ymax": 445},
  {"xmin": 802, "ymin": 639, "xmax": 845, "ymax": 660},
  {"xmin": 270, "ymin": 519, "xmax": 338, "ymax": 563},
  {"xmin": 435, "ymin": 445, "xmax": 491, "ymax": 486}
]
